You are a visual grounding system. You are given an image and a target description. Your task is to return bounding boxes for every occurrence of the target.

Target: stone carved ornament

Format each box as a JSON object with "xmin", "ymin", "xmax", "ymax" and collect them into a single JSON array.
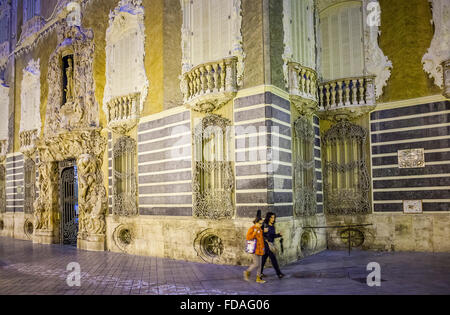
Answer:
[
  {"xmin": 34, "ymin": 130, "xmax": 107, "ymax": 240},
  {"xmin": 44, "ymin": 22, "xmax": 99, "ymax": 138},
  {"xmin": 317, "ymin": 0, "xmax": 392, "ymax": 99},
  {"xmin": 103, "ymin": 0, "xmax": 148, "ymax": 129},
  {"xmin": 180, "ymin": 0, "xmax": 245, "ymax": 86},
  {"xmin": 422, "ymin": 0, "xmax": 450, "ymax": 89}
]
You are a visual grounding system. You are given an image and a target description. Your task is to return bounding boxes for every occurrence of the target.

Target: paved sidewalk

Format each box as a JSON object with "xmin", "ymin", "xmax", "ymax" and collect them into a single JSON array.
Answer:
[{"xmin": 1, "ymin": 236, "xmax": 449, "ymax": 295}]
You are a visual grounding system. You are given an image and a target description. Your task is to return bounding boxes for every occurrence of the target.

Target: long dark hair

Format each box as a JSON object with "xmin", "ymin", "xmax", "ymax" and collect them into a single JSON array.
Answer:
[
  {"xmin": 253, "ymin": 209, "xmax": 263, "ymax": 224},
  {"xmin": 263, "ymin": 212, "xmax": 276, "ymax": 225}
]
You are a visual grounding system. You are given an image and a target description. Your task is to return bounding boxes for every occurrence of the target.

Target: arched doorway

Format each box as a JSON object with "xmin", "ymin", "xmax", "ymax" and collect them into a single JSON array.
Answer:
[{"xmin": 59, "ymin": 160, "xmax": 79, "ymax": 246}]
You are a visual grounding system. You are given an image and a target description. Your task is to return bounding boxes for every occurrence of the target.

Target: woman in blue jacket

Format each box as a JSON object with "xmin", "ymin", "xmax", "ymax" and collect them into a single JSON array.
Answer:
[{"xmin": 260, "ymin": 212, "xmax": 285, "ymax": 279}]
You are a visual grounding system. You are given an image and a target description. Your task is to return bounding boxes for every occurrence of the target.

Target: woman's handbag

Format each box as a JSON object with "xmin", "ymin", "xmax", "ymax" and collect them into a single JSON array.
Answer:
[
  {"xmin": 245, "ymin": 239, "xmax": 257, "ymax": 254},
  {"xmin": 268, "ymin": 242, "xmax": 278, "ymax": 254}
]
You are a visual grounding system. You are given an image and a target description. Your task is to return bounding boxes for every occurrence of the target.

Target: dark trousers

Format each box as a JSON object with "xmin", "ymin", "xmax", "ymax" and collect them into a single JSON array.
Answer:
[{"xmin": 261, "ymin": 242, "xmax": 282, "ymax": 275}]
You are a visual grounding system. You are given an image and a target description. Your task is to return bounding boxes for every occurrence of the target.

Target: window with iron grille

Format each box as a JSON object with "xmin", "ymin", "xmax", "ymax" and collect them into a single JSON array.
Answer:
[
  {"xmin": 293, "ymin": 116, "xmax": 316, "ymax": 216},
  {"xmin": 322, "ymin": 120, "xmax": 370, "ymax": 215},
  {"xmin": 113, "ymin": 136, "xmax": 137, "ymax": 217},
  {"xmin": 24, "ymin": 158, "xmax": 35, "ymax": 214},
  {"xmin": 193, "ymin": 114, "xmax": 234, "ymax": 219}
]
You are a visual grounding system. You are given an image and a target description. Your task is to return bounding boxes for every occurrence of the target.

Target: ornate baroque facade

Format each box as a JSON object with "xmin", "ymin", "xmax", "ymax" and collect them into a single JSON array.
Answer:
[{"xmin": 0, "ymin": 0, "xmax": 449, "ymax": 265}]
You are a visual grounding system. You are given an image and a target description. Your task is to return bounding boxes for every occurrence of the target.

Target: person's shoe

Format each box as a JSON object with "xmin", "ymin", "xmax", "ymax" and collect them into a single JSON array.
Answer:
[
  {"xmin": 243, "ymin": 271, "xmax": 250, "ymax": 281},
  {"xmin": 256, "ymin": 275, "xmax": 266, "ymax": 284},
  {"xmin": 277, "ymin": 273, "xmax": 285, "ymax": 279}
]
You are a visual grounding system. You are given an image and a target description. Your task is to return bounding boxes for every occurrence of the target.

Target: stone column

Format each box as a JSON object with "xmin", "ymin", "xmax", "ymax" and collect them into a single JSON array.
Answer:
[{"xmin": 33, "ymin": 161, "xmax": 59, "ymax": 244}]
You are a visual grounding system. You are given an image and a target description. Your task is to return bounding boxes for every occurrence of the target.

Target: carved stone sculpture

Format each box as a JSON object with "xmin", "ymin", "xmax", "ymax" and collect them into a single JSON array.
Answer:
[
  {"xmin": 422, "ymin": 0, "xmax": 450, "ymax": 90},
  {"xmin": 44, "ymin": 23, "xmax": 98, "ymax": 138}
]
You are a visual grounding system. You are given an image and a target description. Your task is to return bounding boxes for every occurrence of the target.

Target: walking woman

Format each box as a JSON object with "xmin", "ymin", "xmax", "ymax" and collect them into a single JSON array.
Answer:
[
  {"xmin": 261, "ymin": 212, "xmax": 285, "ymax": 279},
  {"xmin": 243, "ymin": 213, "xmax": 266, "ymax": 283}
]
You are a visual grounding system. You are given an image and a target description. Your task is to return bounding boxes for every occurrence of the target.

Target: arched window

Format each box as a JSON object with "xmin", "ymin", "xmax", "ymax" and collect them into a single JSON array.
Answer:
[
  {"xmin": 322, "ymin": 120, "xmax": 370, "ymax": 214},
  {"xmin": 24, "ymin": 158, "xmax": 35, "ymax": 214},
  {"xmin": 20, "ymin": 59, "xmax": 41, "ymax": 135},
  {"xmin": 0, "ymin": 164, "xmax": 5, "ymax": 213},
  {"xmin": 319, "ymin": 1, "xmax": 364, "ymax": 81},
  {"xmin": 284, "ymin": 0, "xmax": 316, "ymax": 69},
  {"xmin": 181, "ymin": 0, "xmax": 244, "ymax": 81},
  {"xmin": 193, "ymin": 114, "xmax": 234, "ymax": 219},
  {"xmin": 104, "ymin": 0, "xmax": 148, "ymax": 119},
  {"xmin": 293, "ymin": 116, "xmax": 316, "ymax": 216},
  {"xmin": 113, "ymin": 137, "xmax": 137, "ymax": 217}
]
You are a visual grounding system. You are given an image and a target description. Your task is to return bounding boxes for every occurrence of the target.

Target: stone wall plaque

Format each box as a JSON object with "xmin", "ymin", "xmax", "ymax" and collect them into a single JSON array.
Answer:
[
  {"xmin": 398, "ymin": 149, "xmax": 425, "ymax": 168},
  {"xmin": 403, "ymin": 200, "xmax": 423, "ymax": 214}
]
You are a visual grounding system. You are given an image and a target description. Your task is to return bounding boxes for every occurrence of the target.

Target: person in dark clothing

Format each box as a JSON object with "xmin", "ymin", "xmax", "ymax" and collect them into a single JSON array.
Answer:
[{"xmin": 261, "ymin": 212, "xmax": 285, "ymax": 279}]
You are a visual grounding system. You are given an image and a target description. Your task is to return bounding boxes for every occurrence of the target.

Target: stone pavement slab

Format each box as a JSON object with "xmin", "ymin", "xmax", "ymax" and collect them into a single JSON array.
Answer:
[{"xmin": 1, "ymin": 236, "xmax": 449, "ymax": 295}]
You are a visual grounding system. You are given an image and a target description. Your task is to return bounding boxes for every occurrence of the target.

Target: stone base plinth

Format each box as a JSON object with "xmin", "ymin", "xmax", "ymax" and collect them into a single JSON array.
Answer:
[
  {"xmin": 33, "ymin": 229, "xmax": 58, "ymax": 245},
  {"xmin": 78, "ymin": 235, "xmax": 105, "ymax": 251}
]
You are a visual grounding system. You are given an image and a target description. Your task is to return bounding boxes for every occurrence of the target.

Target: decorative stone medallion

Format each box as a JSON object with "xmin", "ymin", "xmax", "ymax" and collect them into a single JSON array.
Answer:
[
  {"xmin": 193, "ymin": 229, "xmax": 224, "ymax": 264},
  {"xmin": 403, "ymin": 200, "xmax": 423, "ymax": 214},
  {"xmin": 398, "ymin": 149, "xmax": 425, "ymax": 168}
]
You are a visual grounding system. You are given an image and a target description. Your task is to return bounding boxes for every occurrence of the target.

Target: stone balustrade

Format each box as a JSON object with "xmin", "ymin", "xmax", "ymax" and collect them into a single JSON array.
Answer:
[
  {"xmin": 19, "ymin": 129, "xmax": 38, "ymax": 155},
  {"xmin": 181, "ymin": 57, "xmax": 238, "ymax": 112},
  {"xmin": 106, "ymin": 92, "xmax": 140, "ymax": 133},
  {"xmin": 319, "ymin": 76, "xmax": 376, "ymax": 110},
  {"xmin": 288, "ymin": 62, "xmax": 318, "ymax": 103}
]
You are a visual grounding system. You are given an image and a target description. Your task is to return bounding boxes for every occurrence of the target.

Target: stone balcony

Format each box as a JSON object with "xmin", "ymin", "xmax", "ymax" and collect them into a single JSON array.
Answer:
[
  {"xmin": 181, "ymin": 57, "xmax": 238, "ymax": 113},
  {"xmin": 105, "ymin": 92, "xmax": 140, "ymax": 134},
  {"xmin": 19, "ymin": 129, "xmax": 39, "ymax": 157},
  {"xmin": 287, "ymin": 62, "xmax": 319, "ymax": 114},
  {"xmin": 318, "ymin": 75, "xmax": 376, "ymax": 121}
]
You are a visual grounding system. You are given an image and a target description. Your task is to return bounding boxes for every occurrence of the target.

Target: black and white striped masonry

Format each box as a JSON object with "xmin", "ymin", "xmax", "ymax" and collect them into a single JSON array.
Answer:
[
  {"xmin": 137, "ymin": 108, "xmax": 193, "ymax": 216},
  {"xmin": 5, "ymin": 153, "xmax": 24, "ymax": 213},
  {"xmin": 370, "ymin": 100, "xmax": 450, "ymax": 212}
]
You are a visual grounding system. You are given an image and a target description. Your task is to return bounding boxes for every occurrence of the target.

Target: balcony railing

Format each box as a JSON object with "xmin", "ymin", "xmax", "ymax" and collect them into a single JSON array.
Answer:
[
  {"xmin": 106, "ymin": 92, "xmax": 140, "ymax": 133},
  {"xmin": 318, "ymin": 76, "xmax": 376, "ymax": 120},
  {"xmin": 181, "ymin": 57, "xmax": 238, "ymax": 112},
  {"xmin": 19, "ymin": 129, "xmax": 38, "ymax": 155},
  {"xmin": 288, "ymin": 62, "xmax": 318, "ymax": 105}
]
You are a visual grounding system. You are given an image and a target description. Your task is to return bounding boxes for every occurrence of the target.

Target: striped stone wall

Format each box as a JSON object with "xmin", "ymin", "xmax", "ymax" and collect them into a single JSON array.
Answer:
[
  {"xmin": 234, "ymin": 92, "xmax": 293, "ymax": 218},
  {"xmin": 137, "ymin": 108, "xmax": 193, "ymax": 216},
  {"xmin": 5, "ymin": 153, "xmax": 24, "ymax": 213},
  {"xmin": 370, "ymin": 100, "xmax": 450, "ymax": 212},
  {"xmin": 313, "ymin": 115, "xmax": 324, "ymax": 214}
]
